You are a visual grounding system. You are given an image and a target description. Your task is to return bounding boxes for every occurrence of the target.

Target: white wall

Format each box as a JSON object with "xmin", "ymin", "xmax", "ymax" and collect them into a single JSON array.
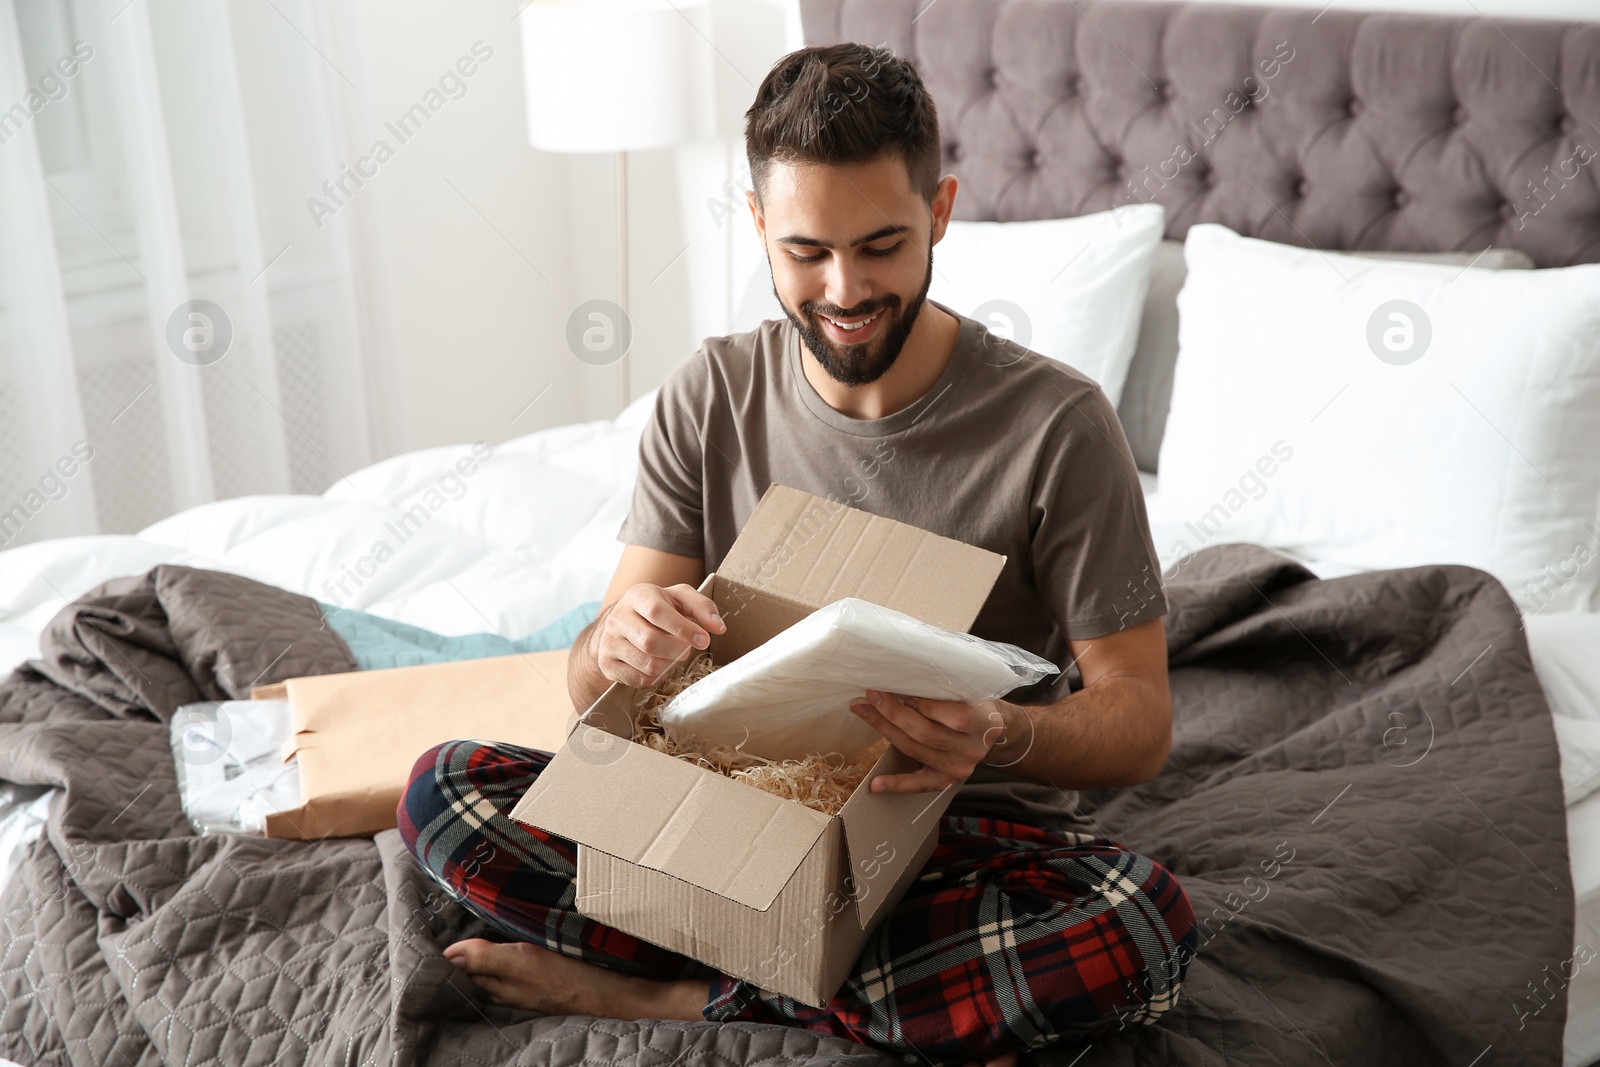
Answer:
[
  {"xmin": 551, "ymin": 0, "xmax": 797, "ymax": 424},
  {"xmin": 313, "ymin": 1, "xmax": 580, "ymax": 455},
  {"xmin": 305, "ymin": 0, "xmax": 797, "ymax": 458}
]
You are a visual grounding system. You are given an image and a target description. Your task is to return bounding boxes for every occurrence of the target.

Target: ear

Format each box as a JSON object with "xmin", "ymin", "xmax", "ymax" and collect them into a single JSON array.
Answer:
[
  {"xmin": 746, "ymin": 189, "xmax": 765, "ymax": 241},
  {"xmin": 930, "ymin": 174, "xmax": 959, "ymax": 246}
]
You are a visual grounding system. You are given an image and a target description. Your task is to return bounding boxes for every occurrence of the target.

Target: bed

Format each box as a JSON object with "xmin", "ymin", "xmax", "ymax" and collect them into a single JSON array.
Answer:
[{"xmin": 3, "ymin": 0, "xmax": 1599, "ymax": 1064}]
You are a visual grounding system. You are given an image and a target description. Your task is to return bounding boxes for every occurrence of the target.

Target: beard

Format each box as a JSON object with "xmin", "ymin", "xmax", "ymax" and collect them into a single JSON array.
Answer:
[{"xmin": 775, "ymin": 247, "xmax": 935, "ymax": 387}]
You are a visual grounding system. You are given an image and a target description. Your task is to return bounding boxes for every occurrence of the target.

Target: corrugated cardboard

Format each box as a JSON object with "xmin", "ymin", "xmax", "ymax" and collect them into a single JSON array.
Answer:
[
  {"xmin": 257, "ymin": 650, "xmax": 576, "ymax": 840},
  {"xmin": 509, "ymin": 483, "xmax": 1007, "ymax": 1006}
]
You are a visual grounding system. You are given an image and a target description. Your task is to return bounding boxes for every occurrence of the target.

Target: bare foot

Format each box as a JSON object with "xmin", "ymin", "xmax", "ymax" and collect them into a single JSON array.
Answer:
[
  {"xmin": 965, "ymin": 1051, "xmax": 1018, "ymax": 1067},
  {"xmin": 447, "ymin": 938, "xmax": 1019, "ymax": 1064},
  {"xmin": 443, "ymin": 937, "xmax": 705, "ymax": 1020}
]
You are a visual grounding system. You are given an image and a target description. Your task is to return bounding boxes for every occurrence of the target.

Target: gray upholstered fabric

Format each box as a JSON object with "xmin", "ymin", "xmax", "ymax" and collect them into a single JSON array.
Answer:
[
  {"xmin": 1118, "ymin": 240, "xmax": 1534, "ymax": 471},
  {"xmin": 800, "ymin": 0, "xmax": 1600, "ymax": 265},
  {"xmin": 800, "ymin": 0, "xmax": 1600, "ymax": 469}
]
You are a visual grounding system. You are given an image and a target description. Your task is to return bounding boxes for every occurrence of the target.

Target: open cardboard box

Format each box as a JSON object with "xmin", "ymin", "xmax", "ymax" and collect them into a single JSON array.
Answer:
[
  {"xmin": 509, "ymin": 483, "xmax": 1007, "ymax": 1006},
  {"xmin": 252, "ymin": 650, "xmax": 576, "ymax": 840}
]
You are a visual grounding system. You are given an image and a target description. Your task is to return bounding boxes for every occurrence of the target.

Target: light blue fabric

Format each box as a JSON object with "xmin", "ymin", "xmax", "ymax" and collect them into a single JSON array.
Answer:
[{"xmin": 320, "ymin": 600, "xmax": 601, "ymax": 671}]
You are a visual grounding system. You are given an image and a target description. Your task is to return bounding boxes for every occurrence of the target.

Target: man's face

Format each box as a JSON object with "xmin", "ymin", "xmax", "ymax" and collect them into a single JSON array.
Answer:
[{"xmin": 749, "ymin": 153, "xmax": 955, "ymax": 386}]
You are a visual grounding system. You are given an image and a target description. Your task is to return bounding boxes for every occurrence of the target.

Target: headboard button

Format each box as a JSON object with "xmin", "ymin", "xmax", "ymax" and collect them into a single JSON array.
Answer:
[
  {"xmin": 986, "ymin": 67, "xmax": 1000, "ymax": 89},
  {"xmin": 1394, "ymin": 189, "xmax": 1410, "ymax": 208},
  {"xmin": 1561, "ymin": 114, "xmax": 1578, "ymax": 134},
  {"xmin": 1161, "ymin": 82, "xmax": 1177, "ymax": 101},
  {"xmin": 1500, "ymin": 201, "xmax": 1519, "ymax": 220},
  {"xmin": 1296, "ymin": 179, "xmax": 1311, "ymax": 198},
  {"xmin": 1347, "ymin": 97, "xmax": 1362, "ymax": 117},
  {"xmin": 1454, "ymin": 106, "xmax": 1469, "ymax": 126}
]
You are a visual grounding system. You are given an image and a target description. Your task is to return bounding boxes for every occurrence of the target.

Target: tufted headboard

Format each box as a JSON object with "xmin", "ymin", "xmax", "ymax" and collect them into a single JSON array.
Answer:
[
  {"xmin": 799, "ymin": 0, "xmax": 1600, "ymax": 265},
  {"xmin": 798, "ymin": 0, "xmax": 1600, "ymax": 470}
]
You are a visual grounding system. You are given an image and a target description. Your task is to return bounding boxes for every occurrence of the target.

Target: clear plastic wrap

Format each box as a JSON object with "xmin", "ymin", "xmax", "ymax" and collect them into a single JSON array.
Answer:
[
  {"xmin": 169, "ymin": 700, "xmax": 302, "ymax": 836},
  {"xmin": 657, "ymin": 597, "xmax": 1058, "ymax": 763},
  {"xmin": 0, "ymin": 782, "xmax": 55, "ymax": 891}
]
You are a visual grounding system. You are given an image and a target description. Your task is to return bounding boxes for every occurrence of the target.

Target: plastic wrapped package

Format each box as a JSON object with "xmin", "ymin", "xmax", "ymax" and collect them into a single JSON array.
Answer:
[
  {"xmin": 0, "ymin": 783, "xmax": 55, "ymax": 893},
  {"xmin": 657, "ymin": 597, "xmax": 1058, "ymax": 763},
  {"xmin": 169, "ymin": 701, "xmax": 303, "ymax": 836}
]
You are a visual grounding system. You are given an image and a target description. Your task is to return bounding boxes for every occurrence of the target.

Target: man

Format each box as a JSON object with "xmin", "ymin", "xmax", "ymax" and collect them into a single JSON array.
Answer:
[{"xmin": 398, "ymin": 43, "xmax": 1194, "ymax": 1067}]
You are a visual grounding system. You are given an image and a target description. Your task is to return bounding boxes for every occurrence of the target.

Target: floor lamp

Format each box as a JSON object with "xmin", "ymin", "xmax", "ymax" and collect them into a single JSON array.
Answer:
[{"xmin": 520, "ymin": 0, "xmax": 716, "ymax": 417}]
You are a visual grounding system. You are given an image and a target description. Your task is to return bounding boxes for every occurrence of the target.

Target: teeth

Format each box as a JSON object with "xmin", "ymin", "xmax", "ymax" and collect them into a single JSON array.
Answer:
[{"xmin": 826, "ymin": 312, "xmax": 878, "ymax": 332}]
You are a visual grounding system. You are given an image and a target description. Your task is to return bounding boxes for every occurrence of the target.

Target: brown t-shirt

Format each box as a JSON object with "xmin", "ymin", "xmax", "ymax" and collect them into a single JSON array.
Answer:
[{"xmin": 616, "ymin": 299, "xmax": 1167, "ymax": 830}]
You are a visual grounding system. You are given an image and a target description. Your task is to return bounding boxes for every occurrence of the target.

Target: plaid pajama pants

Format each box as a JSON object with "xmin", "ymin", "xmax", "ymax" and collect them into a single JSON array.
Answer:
[{"xmin": 397, "ymin": 739, "xmax": 1196, "ymax": 1066}]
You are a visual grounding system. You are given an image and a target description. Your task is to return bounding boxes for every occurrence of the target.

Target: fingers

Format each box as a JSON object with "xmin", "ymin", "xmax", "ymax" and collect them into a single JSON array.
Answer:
[
  {"xmin": 662, "ymin": 584, "xmax": 727, "ymax": 646},
  {"xmin": 603, "ymin": 637, "xmax": 684, "ymax": 689},
  {"xmin": 637, "ymin": 585, "xmax": 724, "ymax": 651},
  {"xmin": 850, "ymin": 694, "xmax": 945, "ymax": 766},
  {"xmin": 894, "ymin": 692, "xmax": 977, "ymax": 733},
  {"xmin": 853, "ymin": 692, "xmax": 994, "ymax": 785},
  {"xmin": 852, "ymin": 692, "xmax": 950, "ymax": 753},
  {"xmin": 626, "ymin": 588, "xmax": 702, "ymax": 653},
  {"xmin": 597, "ymin": 584, "xmax": 728, "ymax": 689},
  {"xmin": 868, "ymin": 765, "xmax": 958, "ymax": 794}
]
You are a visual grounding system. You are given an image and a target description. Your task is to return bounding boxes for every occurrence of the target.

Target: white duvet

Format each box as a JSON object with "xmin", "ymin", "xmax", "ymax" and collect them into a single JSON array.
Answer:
[{"xmin": 0, "ymin": 391, "xmax": 657, "ymax": 671}]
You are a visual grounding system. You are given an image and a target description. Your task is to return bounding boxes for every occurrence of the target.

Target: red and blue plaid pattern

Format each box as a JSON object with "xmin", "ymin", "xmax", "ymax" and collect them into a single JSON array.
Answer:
[{"xmin": 397, "ymin": 739, "xmax": 1196, "ymax": 1066}]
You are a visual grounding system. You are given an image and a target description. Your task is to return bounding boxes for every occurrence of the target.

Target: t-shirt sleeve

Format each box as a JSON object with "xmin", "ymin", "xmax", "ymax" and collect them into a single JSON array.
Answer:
[
  {"xmin": 1032, "ymin": 383, "xmax": 1168, "ymax": 641},
  {"xmin": 614, "ymin": 358, "xmax": 707, "ymax": 560}
]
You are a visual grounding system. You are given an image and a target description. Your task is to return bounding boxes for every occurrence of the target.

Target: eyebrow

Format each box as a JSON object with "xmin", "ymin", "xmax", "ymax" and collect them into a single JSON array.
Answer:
[{"xmin": 774, "ymin": 224, "xmax": 913, "ymax": 249}]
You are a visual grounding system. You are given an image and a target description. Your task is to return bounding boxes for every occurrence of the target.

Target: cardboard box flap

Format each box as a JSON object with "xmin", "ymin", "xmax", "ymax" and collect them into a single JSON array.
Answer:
[
  {"xmin": 719, "ymin": 483, "xmax": 1005, "ymax": 632},
  {"xmin": 510, "ymin": 724, "xmax": 834, "ymax": 911},
  {"xmin": 838, "ymin": 744, "xmax": 959, "ymax": 929}
]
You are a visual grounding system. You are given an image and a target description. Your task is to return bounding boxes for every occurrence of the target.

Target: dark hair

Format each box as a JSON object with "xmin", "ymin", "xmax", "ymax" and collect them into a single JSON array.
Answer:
[{"xmin": 744, "ymin": 43, "xmax": 941, "ymax": 209}]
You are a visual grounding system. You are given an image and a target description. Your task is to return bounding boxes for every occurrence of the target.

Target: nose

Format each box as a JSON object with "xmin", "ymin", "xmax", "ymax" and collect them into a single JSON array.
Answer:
[{"xmin": 822, "ymin": 258, "xmax": 875, "ymax": 316}]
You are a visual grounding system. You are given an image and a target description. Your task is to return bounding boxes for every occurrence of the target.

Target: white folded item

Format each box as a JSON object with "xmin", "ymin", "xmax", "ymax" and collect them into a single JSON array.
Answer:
[{"xmin": 657, "ymin": 597, "xmax": 1058, "ymax": 763}]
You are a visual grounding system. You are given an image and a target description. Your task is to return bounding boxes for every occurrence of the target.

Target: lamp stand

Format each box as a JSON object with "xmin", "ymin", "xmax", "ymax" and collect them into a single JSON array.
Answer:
[{"xmin": 616, "ymin": 150, "xmax": 630, "ymax": 417}]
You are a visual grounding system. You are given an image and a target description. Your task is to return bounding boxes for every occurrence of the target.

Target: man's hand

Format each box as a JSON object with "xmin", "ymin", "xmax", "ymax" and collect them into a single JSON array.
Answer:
[
  {"xmin": 592, "ymin": 583, "xmax": 725, "ymax": 690},
  {"xmin": 848, "ymin": 691, "xmax": 1031, "ymax": 793}
]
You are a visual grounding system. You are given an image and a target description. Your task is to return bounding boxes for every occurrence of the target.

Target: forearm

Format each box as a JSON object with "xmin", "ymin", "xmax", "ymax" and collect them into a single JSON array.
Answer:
[
  {"xmin": 986, "ymin": 677, "xmax": 1171, "ymax": 790},
  {"xmin": 567, "ymin": 605, "xmax": 617, "ymax": 712}
]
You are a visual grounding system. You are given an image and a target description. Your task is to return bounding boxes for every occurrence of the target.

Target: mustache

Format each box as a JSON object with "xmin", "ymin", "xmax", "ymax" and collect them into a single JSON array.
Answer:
[{"xmin": 807, "ymin": 299, "xmax": 894, "ymax": 320}]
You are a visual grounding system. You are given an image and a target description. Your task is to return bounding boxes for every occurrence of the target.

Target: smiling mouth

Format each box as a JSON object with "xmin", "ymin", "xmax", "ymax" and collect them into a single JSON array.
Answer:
[{"xmin": 818, "ymin": 309, "xmax": 884, "ymax": 341}]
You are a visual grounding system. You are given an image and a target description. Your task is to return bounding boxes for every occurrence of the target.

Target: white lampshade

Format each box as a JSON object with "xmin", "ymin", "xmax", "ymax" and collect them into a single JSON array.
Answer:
[{"xmin": 520, "ymin": 0, "xmax": 717, "ymax": 153}]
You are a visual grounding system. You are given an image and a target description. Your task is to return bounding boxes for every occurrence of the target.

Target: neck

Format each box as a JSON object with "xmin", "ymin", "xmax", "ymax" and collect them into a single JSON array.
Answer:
[{"xmin": 801, "ymin": 302, "xmax": 961, "ymax": 421}]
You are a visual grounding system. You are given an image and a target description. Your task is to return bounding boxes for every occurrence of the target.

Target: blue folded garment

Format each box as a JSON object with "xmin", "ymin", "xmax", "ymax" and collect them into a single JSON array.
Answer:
[{"xmin": 318, "ymin": 600, "xmax": 602, "ymax": 671}]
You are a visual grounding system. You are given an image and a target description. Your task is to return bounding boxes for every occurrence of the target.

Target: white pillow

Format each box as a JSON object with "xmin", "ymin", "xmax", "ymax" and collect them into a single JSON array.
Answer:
[
  {"xmin": 927, "ymin": 203, "xmax": 1165, "ymax": 406},
  {"xmin": 1154, "ymin": 223, "xmax": 1600, "ymax": 613}
]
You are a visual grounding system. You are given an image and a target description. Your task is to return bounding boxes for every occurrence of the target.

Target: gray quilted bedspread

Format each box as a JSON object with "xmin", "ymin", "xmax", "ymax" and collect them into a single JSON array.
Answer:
[{"xmin": 0, "ymin": 549, "xmax": 1573, "ymax": 1066}]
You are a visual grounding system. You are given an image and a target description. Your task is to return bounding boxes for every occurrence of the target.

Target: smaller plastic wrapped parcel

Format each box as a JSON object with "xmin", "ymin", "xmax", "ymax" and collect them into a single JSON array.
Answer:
[
  {"xmin": 656, "ymin": 596, "xmax": 1058, "ymax": 762},
  {"xmin": 169, "ymin": 700, "xmax": 303, "ymax": 836}
]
